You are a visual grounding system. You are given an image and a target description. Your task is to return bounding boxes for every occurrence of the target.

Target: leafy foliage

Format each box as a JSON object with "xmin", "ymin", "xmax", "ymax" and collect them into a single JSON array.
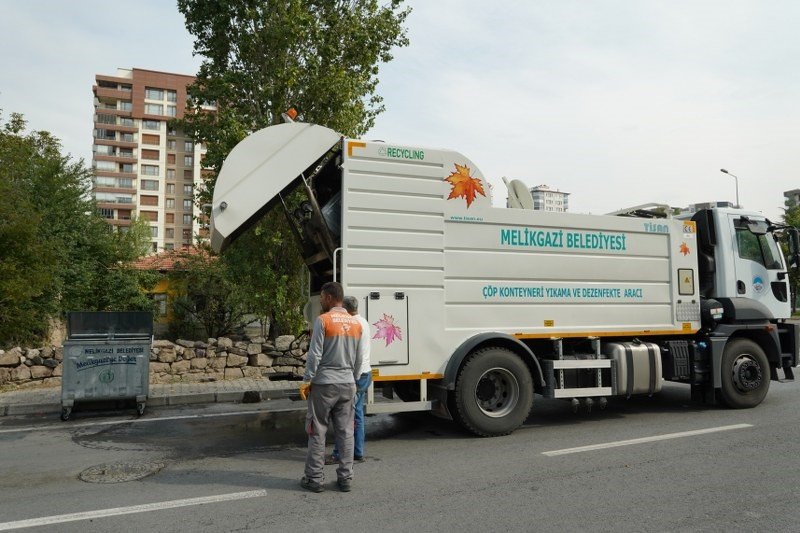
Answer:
[
  {"xmin": 168, "ymin": 248, "xmax": 251, "ymax": 339},
  {"xmin": 174, "ymin": 1, "xmax": 410, "ymax": 336},
  {"xmin": 783, "ymin": 197, "xmax": 800, "ymax": 312},
  {"xmin": 0, "ymin": 111, "xmax": 158, "ymax": 347}
]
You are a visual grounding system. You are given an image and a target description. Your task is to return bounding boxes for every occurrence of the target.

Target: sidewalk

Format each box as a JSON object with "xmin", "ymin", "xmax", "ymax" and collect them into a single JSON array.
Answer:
[{"xmin": 0, "ymin": 378, "xmax": 303, "ymax": 416}]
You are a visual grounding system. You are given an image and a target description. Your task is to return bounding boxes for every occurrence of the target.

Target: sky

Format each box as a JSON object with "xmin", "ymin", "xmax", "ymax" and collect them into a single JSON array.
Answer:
[{"xmin": 1, "ymin": 0, "xmax": 798, "ymax": 221}]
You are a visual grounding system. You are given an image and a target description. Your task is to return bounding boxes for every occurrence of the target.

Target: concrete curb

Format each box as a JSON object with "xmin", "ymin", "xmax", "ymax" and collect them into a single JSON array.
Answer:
[{"xmin": 0, "ymin": 382, "xmax": 302, "ymax": 417}]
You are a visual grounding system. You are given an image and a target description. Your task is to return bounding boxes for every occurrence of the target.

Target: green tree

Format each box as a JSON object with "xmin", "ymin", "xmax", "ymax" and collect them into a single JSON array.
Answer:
[
  {"xmin": 169, "ymin": 248, "xmax": 250, "ymax": 339},
  {"xmin": 0, "ymin": 111, "xmax": 158, "ymax": 346},
  {"xmin": 175, "ymin": 0, "xmax": 410, "ymax": 336},
  {"xmin": 783, "ymin": 197, "xmax": 800, "ymax": 313}
]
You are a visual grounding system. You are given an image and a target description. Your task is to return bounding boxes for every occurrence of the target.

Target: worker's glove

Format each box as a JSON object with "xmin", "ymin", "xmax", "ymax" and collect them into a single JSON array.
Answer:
[{"xmin": 299, "ymin": 382, "xmax": 311, "ymax": 401}]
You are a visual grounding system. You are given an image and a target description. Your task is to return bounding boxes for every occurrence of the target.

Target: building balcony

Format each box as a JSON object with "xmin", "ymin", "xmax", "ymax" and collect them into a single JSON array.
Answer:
[
  {"xmin": 93, "ymin": 186, "xmax": 136, "ymax": 195},
  {"xmin": 94, "ymin": 121, "xmax": 137, "ymax": 134},
  {"xmin": 94, "ymin": 139, "xmax": 138, "ymax": 149},
  {"xmin": 107, "ymin": 219, "xmax": 132, "ymax": 226},
  {"xmin": 94, "ymin": 86, "xmax": 133, "ymax": 101},
  {"xmin": 96, "ymin": 201, "xmax": 136, "ymax": 210},
  {"xmin": 93, "ymin": 153, "xmax": 136, "ymax": 163}
]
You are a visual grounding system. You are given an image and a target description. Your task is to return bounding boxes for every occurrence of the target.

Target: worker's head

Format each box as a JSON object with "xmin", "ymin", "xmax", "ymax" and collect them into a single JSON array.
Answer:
[
  {"xmin": 319, "ymin": 282, "xmax": 344, "ymax": 312},
  {"xmin": 342, "ymin": 296, "xmax": 359, "ymax": 316}
]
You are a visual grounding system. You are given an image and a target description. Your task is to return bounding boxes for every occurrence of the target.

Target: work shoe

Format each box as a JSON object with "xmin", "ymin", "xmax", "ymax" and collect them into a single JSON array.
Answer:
[
  {"xmin": 300, "ymin": 476, "xmax": 324, "ymax": 493},
  {"xmin": 324, "ymin": 455, "xmax": 339, "ymax": 465},
  {"xmin": 354, "ymin": 455, "xmax": 366, "ymax": 463},
  {"xmin": 337, "ymin": 478, "xmax": 352, "ymax": 492}
]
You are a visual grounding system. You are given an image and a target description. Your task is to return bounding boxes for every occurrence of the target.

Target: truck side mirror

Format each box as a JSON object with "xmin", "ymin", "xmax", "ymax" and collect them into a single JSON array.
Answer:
[{"xmin": 789, "ymin": 228, "xmax": 800, "ymax": 269}]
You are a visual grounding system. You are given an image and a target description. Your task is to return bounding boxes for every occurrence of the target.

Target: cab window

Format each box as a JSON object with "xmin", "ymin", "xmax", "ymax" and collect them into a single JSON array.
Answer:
[{"xmin": 735, "ymin": 227, "xmax": 782, "ymax": 270}]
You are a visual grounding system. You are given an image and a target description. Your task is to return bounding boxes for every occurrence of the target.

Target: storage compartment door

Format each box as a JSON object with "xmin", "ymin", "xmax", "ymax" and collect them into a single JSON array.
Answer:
[{"xmin": 366, "ymin": 293, "xmax": 409, "ymax": 366}]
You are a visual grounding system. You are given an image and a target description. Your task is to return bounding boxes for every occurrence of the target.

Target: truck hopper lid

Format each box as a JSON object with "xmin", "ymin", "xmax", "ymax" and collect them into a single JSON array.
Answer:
[{"xmin": 210, "ymin": 122, "xmax": 341, "ymax": 252}]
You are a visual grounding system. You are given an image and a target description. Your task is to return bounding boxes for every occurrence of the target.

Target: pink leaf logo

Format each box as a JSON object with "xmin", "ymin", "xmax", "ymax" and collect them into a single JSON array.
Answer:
[{"xmin": 372, "ymin": 313, "xmax": 403, "ymax": 347}]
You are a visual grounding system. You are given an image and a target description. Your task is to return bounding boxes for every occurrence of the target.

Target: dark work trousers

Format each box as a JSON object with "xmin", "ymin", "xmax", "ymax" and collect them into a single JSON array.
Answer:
[{"xmin": 304, "ymin": 382, "xmax": 356, "ymax": 483}]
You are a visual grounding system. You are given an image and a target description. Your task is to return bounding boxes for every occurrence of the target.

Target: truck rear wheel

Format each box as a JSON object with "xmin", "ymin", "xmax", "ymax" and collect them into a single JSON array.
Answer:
[
  {"xmin": 453, "ymin": 347, "xmax": 534, "ymax": 437},
  {"xmin": 720, "ymin": 338, "xmax": 770, "ymax": 409}
]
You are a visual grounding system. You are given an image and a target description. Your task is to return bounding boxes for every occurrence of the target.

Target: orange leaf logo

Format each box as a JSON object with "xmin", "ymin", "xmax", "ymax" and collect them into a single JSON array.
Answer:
[
  {"xmin": 445, "ymin": 163, "xmax": 486, "ymax": 208},
  {"xmin": 680, "ymin": 242, "xmax": 690, "ymax": 256}
]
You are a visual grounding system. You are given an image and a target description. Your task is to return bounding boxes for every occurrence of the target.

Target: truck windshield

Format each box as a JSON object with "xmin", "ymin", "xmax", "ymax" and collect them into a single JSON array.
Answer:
[{"xmin": 735, "ymin": 223, "xmax": 783, "ymax": 270}]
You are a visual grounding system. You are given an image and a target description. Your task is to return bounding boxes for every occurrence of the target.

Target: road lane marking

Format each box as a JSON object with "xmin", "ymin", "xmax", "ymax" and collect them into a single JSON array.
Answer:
[
  {"xmin": 542, "ymin": 423, "xmax": 753, "ymax": 456},
  {"xmin": 0, "ymin": 490, "xmax": 267, "ymax": 531},
  {"xmin": 0, "ymin": 407, "xmax": 303, "ymax": 435}
]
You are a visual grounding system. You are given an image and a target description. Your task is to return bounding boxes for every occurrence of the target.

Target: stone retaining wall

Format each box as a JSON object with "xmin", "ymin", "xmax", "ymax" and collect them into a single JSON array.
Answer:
[{"xmin": 0, "ymin": 335, "xmax": 307, "ymax": 390}]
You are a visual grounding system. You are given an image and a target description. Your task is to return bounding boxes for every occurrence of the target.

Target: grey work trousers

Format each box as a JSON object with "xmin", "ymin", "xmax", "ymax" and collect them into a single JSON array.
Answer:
[{"xmin": 304, "ymin": 382, "xmax": 357, "ymax": 483}]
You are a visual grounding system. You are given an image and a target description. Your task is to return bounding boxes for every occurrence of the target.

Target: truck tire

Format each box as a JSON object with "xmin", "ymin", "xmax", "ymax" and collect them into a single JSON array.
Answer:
[
  {"xmin": 720, "ymin": 338, "xmax": 770, "ymax": 409},
  {"xmin": 453, "ymin": 347, "xmax": 534, "ymax": 437}
]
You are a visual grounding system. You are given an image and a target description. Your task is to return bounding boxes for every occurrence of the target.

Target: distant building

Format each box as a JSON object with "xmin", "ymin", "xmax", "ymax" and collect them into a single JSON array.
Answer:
[
  {"xmin": 92, "ymin": 67, "xmax": 211, "ymax": 253},
  {"xmin": 530, "ymin": 184, "xmax": 569, "ymax": 212},
  {"xmin": 785, "ymin": 189, "xmax": 800, "ymax": 207},
  {"xmin": 678, "ymin": 201, "xmax": 735, "ymax": 216}
]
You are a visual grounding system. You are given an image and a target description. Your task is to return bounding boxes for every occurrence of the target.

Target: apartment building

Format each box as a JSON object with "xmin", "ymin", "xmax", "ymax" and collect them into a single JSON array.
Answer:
[
  {"xmin": 530, "ymin": 184, "xmax": 570, "ymax": 212},
  {"xmin": 92, "ymin": 68, "xmax": 208, "ymax": 252}
]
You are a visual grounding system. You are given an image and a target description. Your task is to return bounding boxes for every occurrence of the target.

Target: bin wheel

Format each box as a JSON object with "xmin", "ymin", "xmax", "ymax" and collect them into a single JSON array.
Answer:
[
  {"xmin": 136, "ymin": 402, "xmax": 146, "ymax": 416},
  {"xmin": 60, "ymin": 407, "xmax": 72, "ymax": 421}
]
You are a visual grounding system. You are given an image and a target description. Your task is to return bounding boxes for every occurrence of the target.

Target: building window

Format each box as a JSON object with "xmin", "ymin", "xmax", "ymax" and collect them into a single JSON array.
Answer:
[
  {"xmin": 183, "ymin": 199, "xmax": 192, "ymax": 210},
  {"xmin": 141, "ymin": 165, "xmax": 159, "ymax": 176},
  {"xmin": 141, "ymin": 149, "xmax": 159, "ymax": 160},
  {"xmin": 151, "ymin": 242, "xmax": 157, "ymax": 253},
  {"xmin": 166, "ymin": 198, "xmax": 175, "ymax": 208},
  {"xmin": 167, "ymin": 139, "xmax": 177, "ymax": 150},
  {"xmin": 145, "ymin": 103, "xmax": 164, "ymax": 116},
  {"xmin": 143, "ymin": 120, "xmax": 160, "ymax": 130},
  {"xmin": 150, "ymin": 226, "xmax": 158, "ymax": 237},
  {"xmin": 121, "ymin": 133, "xmax": 135, "ymax": 142},
  {"xmin": 166, "ymin": 90, "xmax": 177, "ymax": 103},
  {"xmin": 152, "ymin": 293, "xmax": 168, "ymax": 316},
  {"xmin": 166, "ymin": 213, "xmax": 175, "ymax": 224},
  {"xmin": 118, "ymin": 102, "xmax": 132, "ymax": 111},
  {"xmin": 121, "ymin": 163, "xmax": 135, "ymax": 173},
  {"xmin": 166, "ymin": 169, "xmax": 175, "ymax": 180},
  {"xmin": 141, "ymin": 180, "xmax": 159, "ymax": 191},
  {"xmin": 183, "ymin": 184, "xmax": 193, "ymax": 195},
  {"xmin": 140, "ymin": 211, "xmax": 158, "ymax": 222},
  {"xmin": 145, "ymin": 88, "xmax": 164, "ymax": 100},
  {"xmin": 183, "ymin": 228, "xmax": 191, "ymax": 241},
  {"xmin": 99, "ymin": 208, "xmax": 114, "ymax": 219},
  {"xmin": 184, "ymin": 155, "xmax": 193, "ymax": 166},
  {"xmin": 94, "ymin": 145, "xmax": 113, "ymax": 156},
  {"xmin": 119, "ymin": 117, "xmax": 135, "ymax": 127},
  {"xmin": 183, "ymin": 214, "xmax": 192, "ymax": 225},
  {"xmin": 142, "ymin": 134, "xmax": 160, "ymax": 145},
  {"xmin": 164, "ymin": 243, "xmax": 174, "ymax": 251},
  {"xmin": 184, "ymin": 169, "xmax": 193, "ymax": 179},
  {"xmin": 95, "ymin": 160, "xmax": 116, "ymax": 171},
  {"xmin": 167, "ymin": 127, "xmax": 177, "ymax": 136},
  {"xmin": 96, "ymin": 114, "xmax": 116, "ymax": 125},
  {"xmin": 166, "ymin": 228, "xmax": 175, "ymax": 239},
  {"xmin": 140, "ymin": 195, "xmax": 158, "ymax": 206},
  {"xmin": 167, "ymin": 153, "xmax": 176, "ymax": 165},
  {"xmin": 166, "ymin": 183, "xmax": 175, "ymax": 194},
  {"xmin": 184, "ymin": 141, "xmax": 193, "ymax": 152},
  {"xmin": 167, "ymin": 106, "xmax": 177, "ymax": 117}
]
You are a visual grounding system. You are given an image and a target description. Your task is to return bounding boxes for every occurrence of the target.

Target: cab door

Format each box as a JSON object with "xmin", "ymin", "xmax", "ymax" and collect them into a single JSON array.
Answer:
[{"xmin": 730, "ymin": 214, "xmax": 790, "ymax": 318}]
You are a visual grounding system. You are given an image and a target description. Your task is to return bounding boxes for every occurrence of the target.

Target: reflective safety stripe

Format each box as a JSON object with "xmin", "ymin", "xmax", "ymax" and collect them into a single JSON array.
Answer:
[
  {"xmin": 371, "ymin": 373, "xmax": 443, "ymax": 382},
  {"xmin": 514, "ymin": 329, "xmax": 697, "ymax": 340}
]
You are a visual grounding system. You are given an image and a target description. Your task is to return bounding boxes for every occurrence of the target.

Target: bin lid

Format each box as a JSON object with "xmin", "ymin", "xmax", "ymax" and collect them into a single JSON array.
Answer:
[{"xmin": 67, "ymin": 311, "xmax": 153, "ymax": 339}]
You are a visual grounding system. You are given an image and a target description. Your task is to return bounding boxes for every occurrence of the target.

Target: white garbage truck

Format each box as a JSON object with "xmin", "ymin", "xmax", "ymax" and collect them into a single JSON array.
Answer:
[{"xmin": 210, "ymin": 122, "xmax": 800, "ymax": 436}]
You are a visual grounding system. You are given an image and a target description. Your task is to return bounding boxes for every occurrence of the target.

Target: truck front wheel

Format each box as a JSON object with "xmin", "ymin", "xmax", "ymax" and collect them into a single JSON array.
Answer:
[
  {"xmin": 720, "ymin": 338, "xmax": 770, "ymax": 409},
  {"xmin": 453, "ymin": 347, "xmax": 534, "ymax": 437}
]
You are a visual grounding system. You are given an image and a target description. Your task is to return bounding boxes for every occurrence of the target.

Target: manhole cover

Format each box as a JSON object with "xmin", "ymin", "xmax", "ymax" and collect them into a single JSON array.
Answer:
[{"xmin": 79, "ymin": 462, "xmax": 164, "ymax": 483}]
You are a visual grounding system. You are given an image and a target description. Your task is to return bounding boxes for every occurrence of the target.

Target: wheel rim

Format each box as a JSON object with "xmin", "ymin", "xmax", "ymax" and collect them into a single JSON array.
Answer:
[
  {"xmin": 474, "ymin": 367, "xmax": 520, "ymax": 418},
  {"xmin": 731, "ymin": 354, "xmax": 763, "ymax": 392}
]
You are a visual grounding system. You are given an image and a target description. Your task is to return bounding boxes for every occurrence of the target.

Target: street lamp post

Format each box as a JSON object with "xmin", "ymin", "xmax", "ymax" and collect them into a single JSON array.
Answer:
[{"xmin": 720, "ymin": 168, "xmax": 740, "ymax": 208}]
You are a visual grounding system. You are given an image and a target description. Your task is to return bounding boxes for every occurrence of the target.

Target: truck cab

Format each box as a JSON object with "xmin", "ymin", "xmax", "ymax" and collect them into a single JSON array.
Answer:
[{"xmin": 690, "ymin": 208, "xmax": 791, "ymax": 319}]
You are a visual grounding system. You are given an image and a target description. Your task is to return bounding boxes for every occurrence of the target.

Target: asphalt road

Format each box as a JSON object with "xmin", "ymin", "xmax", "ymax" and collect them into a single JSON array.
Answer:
[{"xmin": 1, "ymin": 380, "xmax": 799, "ymax": 532}]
